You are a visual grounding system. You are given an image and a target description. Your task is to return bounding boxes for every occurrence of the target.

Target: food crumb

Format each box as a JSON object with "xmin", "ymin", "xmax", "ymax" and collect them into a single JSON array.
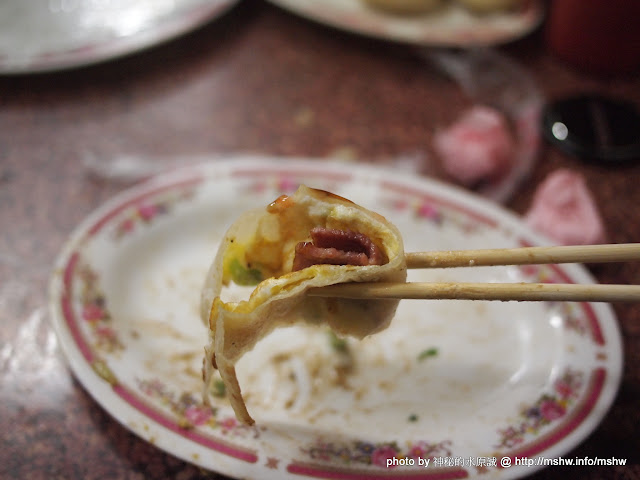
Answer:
[
  {"xmin": 294, "ymin": 106, "xmax": 315, "ymax": 127},
  {"xmin": 327, "ymin": 145, "xmax": 358, "ymax": 162}
]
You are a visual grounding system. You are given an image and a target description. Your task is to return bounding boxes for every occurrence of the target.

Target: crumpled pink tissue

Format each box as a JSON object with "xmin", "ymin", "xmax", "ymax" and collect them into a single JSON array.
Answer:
[{"xmin": 525, "ymin": 169, "xmax": 607, "ymax": 245}]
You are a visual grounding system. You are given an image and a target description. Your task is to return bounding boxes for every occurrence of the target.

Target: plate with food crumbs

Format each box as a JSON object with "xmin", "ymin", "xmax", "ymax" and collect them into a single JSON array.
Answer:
[
  {"xmin": 50, "ymin": 157, "xmax": 622, "ymax": 479},
  {"xmin": 265, "ymin": 0, "xmax": 544, "ymax": 47}
]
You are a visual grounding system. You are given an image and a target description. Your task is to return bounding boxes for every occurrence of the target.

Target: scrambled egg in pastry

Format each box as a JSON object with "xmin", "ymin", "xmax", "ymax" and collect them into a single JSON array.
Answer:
[{"xmin": 201, "ymin": 185, "xmax": 407, "ymax": 425}]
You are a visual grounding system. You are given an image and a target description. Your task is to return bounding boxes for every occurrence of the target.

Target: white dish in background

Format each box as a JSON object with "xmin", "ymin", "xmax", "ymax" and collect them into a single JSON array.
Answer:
[
  {"xmin": 50, "ymin": 158, "xmax": 622, "ymax": 479},
  {"xmin": 0, "ymin": 0, "xmax": 239, "ymax": 74},
  {"xmin": 265, "ymin": 0, "xmax": 544, "ymax": 47}
]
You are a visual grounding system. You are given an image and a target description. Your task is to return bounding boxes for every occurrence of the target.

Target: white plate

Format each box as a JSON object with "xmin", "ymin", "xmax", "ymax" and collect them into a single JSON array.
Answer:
[
  {"xmin": 266, "ymin": 0, "xmax": 544, "ymax": 47},
  {"xmin": 50, "ymin": 158, "xmax": 622, "ymax": 479},
  {"xmin": 0, "ymin": 0, "xmax": 239, "ymax": 74}
]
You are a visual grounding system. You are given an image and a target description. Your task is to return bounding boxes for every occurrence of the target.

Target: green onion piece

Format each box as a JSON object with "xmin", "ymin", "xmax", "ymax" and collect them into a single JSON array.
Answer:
[
  {"xmin": 229, "ymin": 258, "xmax": 263, "ymax": 286},
  {"xmin": 418, "ymin": 347, "xmax": 439, "ymax": 361},
  {"xmin": 212, "ymin": 379, "xmax": 226, "ymax": 398},
  {"xmin": 327, "ymin": 331, "xmax": 349, "ymax": 354}
]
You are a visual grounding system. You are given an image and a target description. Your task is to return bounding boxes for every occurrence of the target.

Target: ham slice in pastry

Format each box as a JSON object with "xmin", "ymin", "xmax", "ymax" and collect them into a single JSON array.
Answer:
[{"xmin": 201, "ymin": 185, "xmax": 407, "ymax": 425}]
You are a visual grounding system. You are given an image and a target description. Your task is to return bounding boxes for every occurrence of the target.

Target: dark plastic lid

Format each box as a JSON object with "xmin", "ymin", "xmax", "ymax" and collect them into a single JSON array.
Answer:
[{"xmin": 542, "ymin": 94, "xmax": 640, "ymax": 163}]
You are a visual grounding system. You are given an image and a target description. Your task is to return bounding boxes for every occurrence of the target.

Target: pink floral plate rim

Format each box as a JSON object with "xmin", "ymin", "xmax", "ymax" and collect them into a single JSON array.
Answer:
[
  {"xmin": 0, "ymin": 0, "xmax": 239, "ymax": 75},
  {"xmin": 264, "ymin": 0, "xmax": 545, "ymax": 47},
  {"xmin": 49, "ymin": 158, "xmax": 622, "ymax": 479}
]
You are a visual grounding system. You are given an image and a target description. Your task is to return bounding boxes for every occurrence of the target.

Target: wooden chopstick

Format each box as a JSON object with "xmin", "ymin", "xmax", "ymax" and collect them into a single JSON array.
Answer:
[
  {"xmin": 405, "ymin": 243, "xmax": 640, "ymax": 269},
  {"xmin": 307, "ymin": 243, "xmax": 640, "ymax": 303},
  {"xmin": 308, "ymin": 282, "xmax": 640, "ymax": 303}
]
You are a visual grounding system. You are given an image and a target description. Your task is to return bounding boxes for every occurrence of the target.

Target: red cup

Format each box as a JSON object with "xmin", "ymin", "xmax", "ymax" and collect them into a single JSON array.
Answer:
[{"xmin": 545, "ymin": 0, "xmax": 640, "ymax": 75}]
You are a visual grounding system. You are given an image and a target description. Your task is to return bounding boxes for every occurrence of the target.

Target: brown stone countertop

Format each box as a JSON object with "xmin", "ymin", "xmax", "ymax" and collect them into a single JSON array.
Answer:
[{"xmin": 1, "ymin": 1, "xmax": 639, "ymax": 479}]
